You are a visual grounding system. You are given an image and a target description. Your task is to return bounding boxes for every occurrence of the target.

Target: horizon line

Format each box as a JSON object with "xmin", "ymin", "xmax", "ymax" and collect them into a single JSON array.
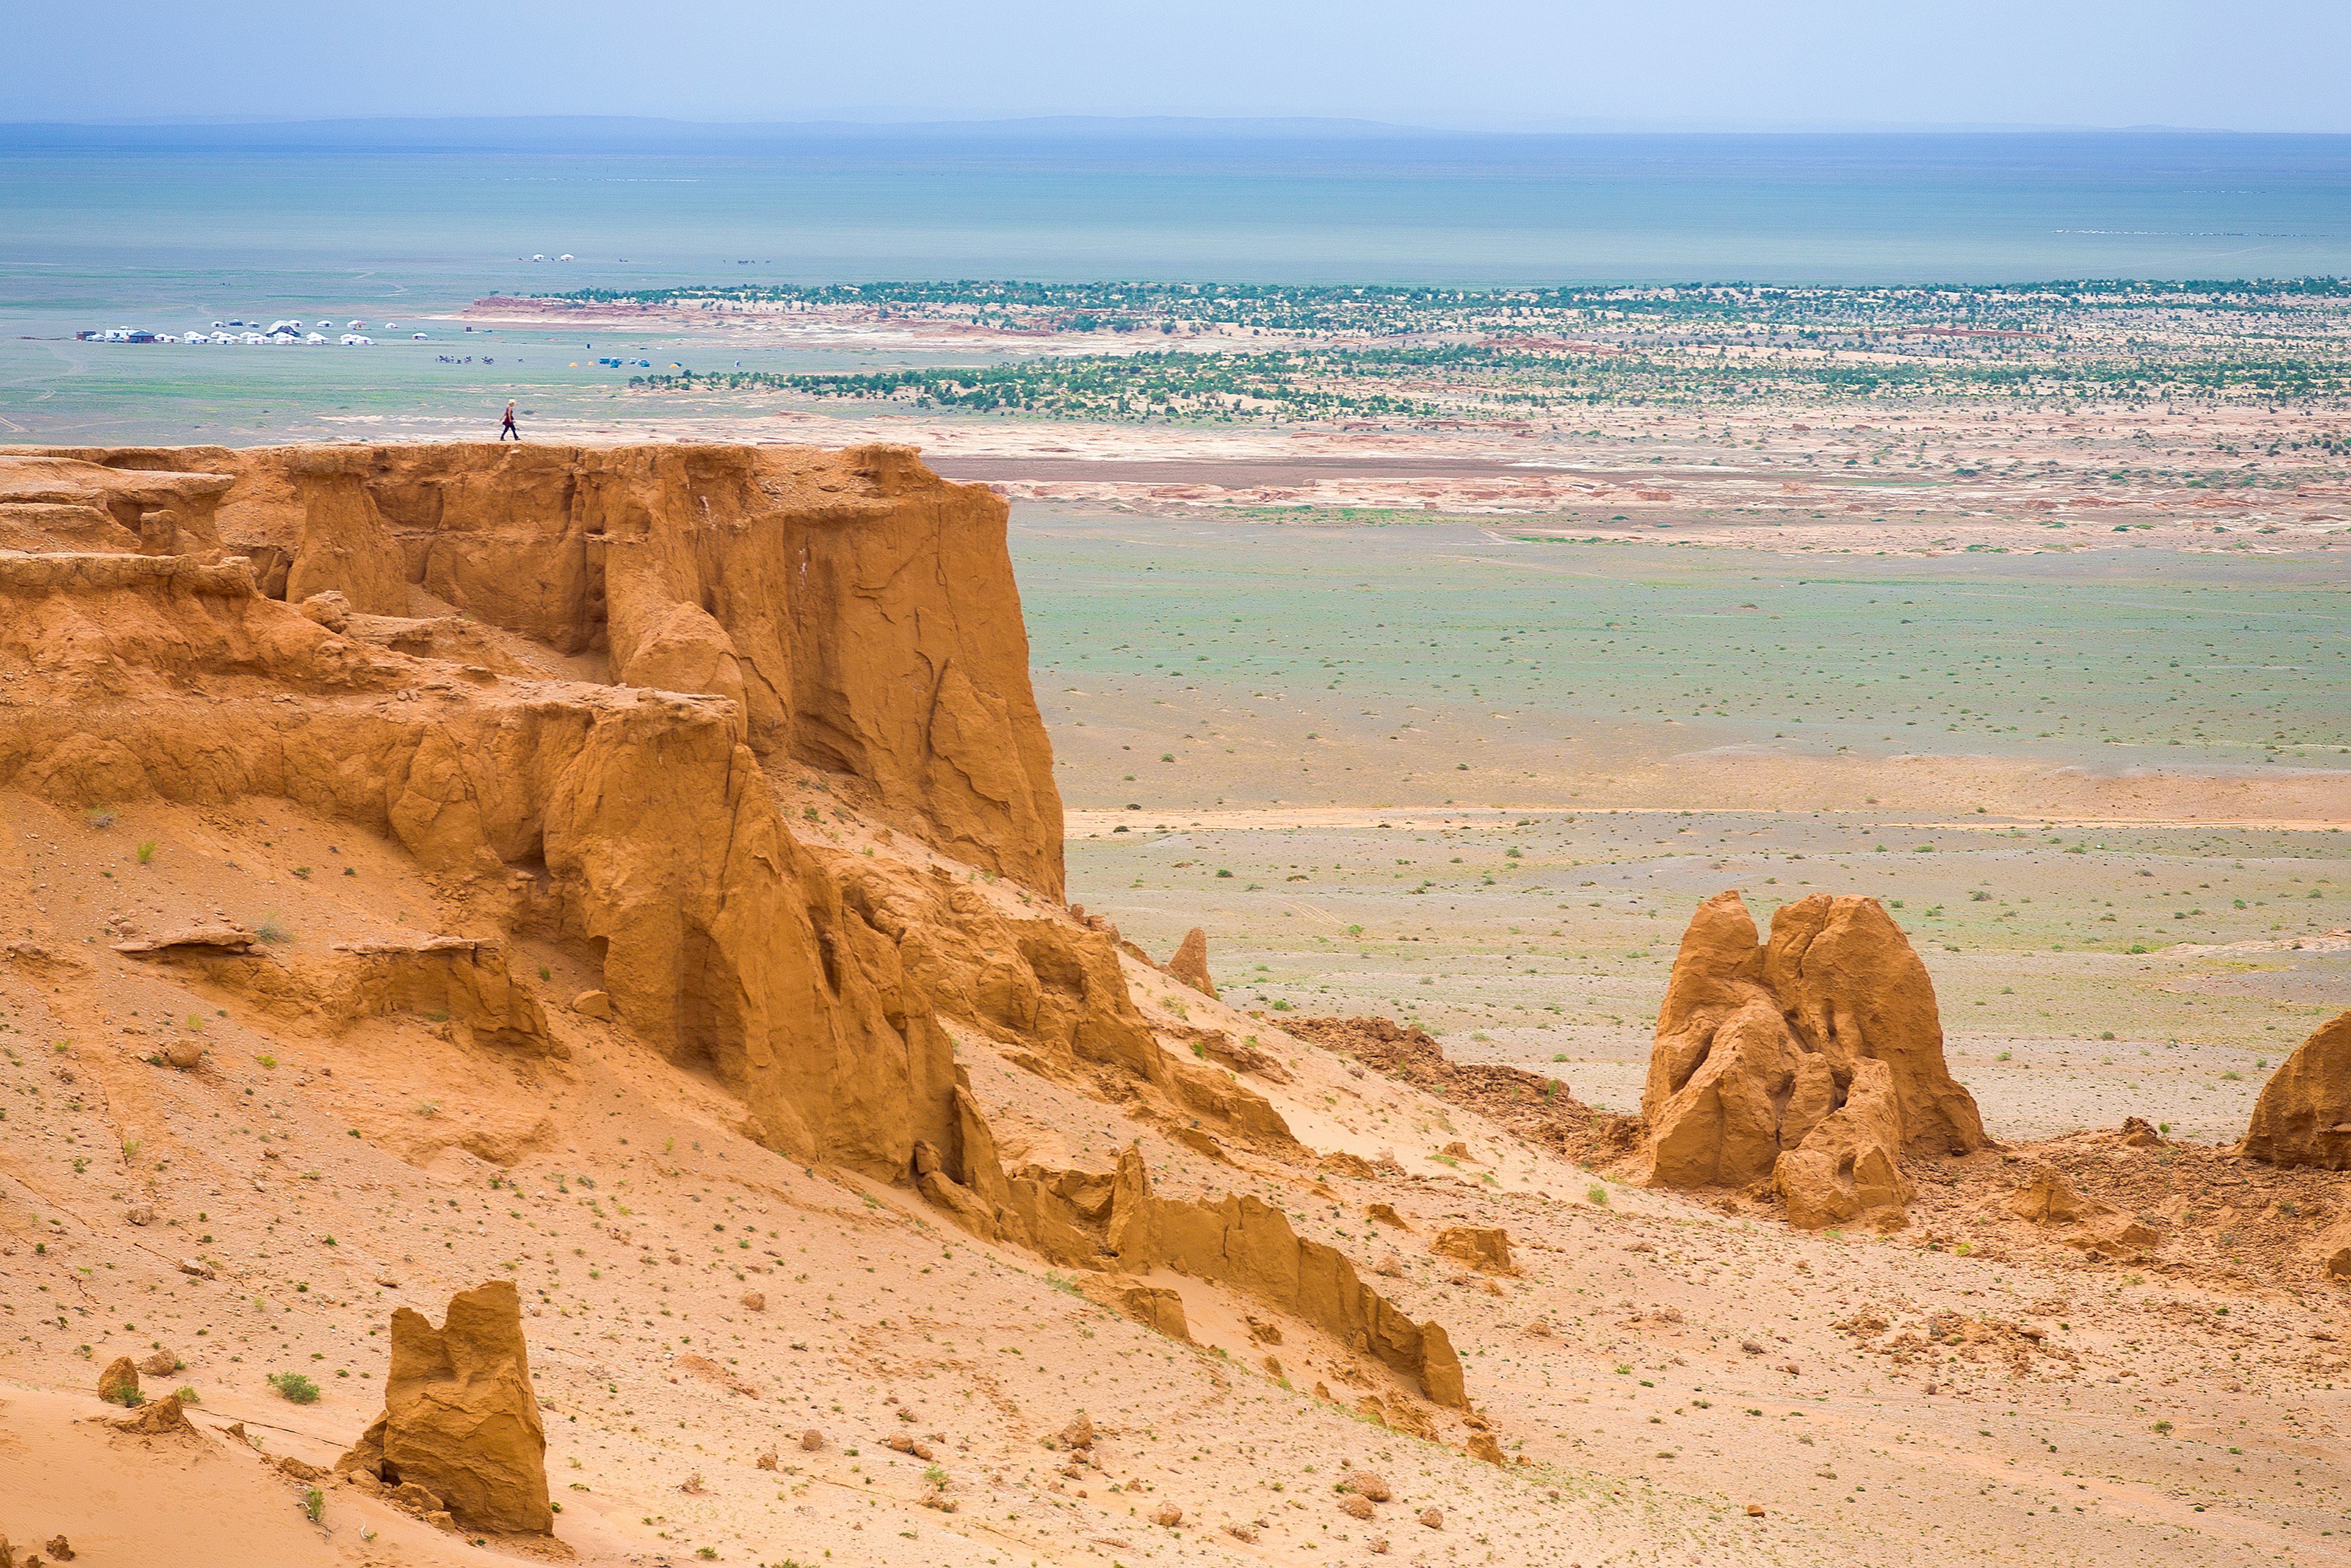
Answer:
[{"xmin": 8, "ymin": 111, "xmax": 2348, "ymax": 139}]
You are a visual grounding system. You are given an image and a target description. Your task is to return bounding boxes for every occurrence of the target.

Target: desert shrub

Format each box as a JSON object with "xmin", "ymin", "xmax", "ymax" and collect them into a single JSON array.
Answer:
[{"xmin": 268, "ymin": 1371, "xmax": 321, "ymax": 1405}]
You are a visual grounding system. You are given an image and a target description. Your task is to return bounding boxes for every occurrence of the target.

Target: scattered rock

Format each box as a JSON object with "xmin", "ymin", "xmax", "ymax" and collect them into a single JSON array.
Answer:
[
  {"xmin": 1057, "ymin": 1412, "xmax": 1097, "ymax": 1451},
  {"xmin": 1343, "ymin": 1471, "xmax": 1392, "ymax": 1502},
  {"xmin": 298, "ymin": 590, "xmax": 352, "ymax": 632},
  {"xmin": 755, "ymin": 1449, "xmax": 778, "ymax": 1471},
  {"xmin": 163, "ymin": 1040, "xmax": 204, "ymax": 1070},
  {"xmin": 2243, "ymin": 1009, "xmax": 2351, "ymax": 1169},
  {"xmin": 96, "ymin": 1356, "xmax": 140, "ymax": 1406},
  {"xmin": 1341, "ymin": 1495, "xmax": 1376, "ymax": 1520},
  {"xmin": 1747, "ymin": 1504, "xmax": 1767, "ymax": 1518},
  {"xmin": 1432, "ymin": 1226, "xmax": 1515, "ymax": 1274},
  {"xmin": 2067, "ymin": 1218, "xmax": 2159, "ymax": 1255},
  {"xmin": 44, "ymin": 1540, "xmax": 75, "ymax": 1564},
  {"xmin": 335, "ymin": 1280, "xmax": 552, "ymax": 1534},
  {"xmin": 569, "ymin": 989, "xmax": 615, "ymax": 1021},
  {"xmin": 2008, "ymin": 1167, "xmax": 2101, "ymax": 1225},
  {"xmin": 176, "ymin": 1257, "xmax": 214, "ymax": 1280},
  {"xmin": 1223, "ymin": 1523, "xmax": 1259, "ymax": 1543},
  {"xmin": 740, "ymin": 1291, "xmax": 765, "ymax": 1312},
  {"xmin": 136, "ymin": 1349, "xmax": 178, "ymax": 1377},
  {"xmin": 1367, "ymin": 1202, "xmax": 1412, "ymax": 1229},
  {"xmin": 799, "ymin": 1429, "xmax": 825, "ymax": 1452},
  {"xmin": 1419, "ymin": 1506, "xmax": 1444, "ymax": 1530},
  {"xmin": 1525, "ymin": 1318, "xmax": 1553, "ymax": 1337},
  {"xmin": 123, "ymin": 1204, "xmax": 154, "ymax": 1227},
  {"xmin": 2119, "ymin": 1116, "xmax": 2163, "ymax": 1148},
  {"xmin": 1152, "ymin": 1503, "xmax": 1183, "ymax": 1528},
  {"xmin": 679, "ymin": 1472, "xmax": 706, "ymax": 1495}
]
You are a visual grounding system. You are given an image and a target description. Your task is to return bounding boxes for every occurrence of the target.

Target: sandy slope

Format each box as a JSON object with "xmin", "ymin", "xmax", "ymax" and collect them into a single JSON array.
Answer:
[{"xmin": 6, "ymin": 778, "xmax": 2349, "ymax": 1567}]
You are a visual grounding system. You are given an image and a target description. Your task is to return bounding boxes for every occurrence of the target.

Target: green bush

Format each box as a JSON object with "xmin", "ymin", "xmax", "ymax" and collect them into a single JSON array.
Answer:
[{"xmin": 268, "ymin": 1371, "xmax": 321, "ymax": 1405}]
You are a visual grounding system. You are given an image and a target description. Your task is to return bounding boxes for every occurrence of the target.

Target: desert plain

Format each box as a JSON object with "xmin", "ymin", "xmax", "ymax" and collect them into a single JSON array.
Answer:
[{"xmin": 0, "ymin": 275, "xmax": 2345, "ymax": 1568}]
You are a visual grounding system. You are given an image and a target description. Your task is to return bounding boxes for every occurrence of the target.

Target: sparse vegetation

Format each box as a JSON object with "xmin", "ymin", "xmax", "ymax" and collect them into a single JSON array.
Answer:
[{"xmin": 268, "ymin": 1371, "xmax": 321, "ymax": 1404}]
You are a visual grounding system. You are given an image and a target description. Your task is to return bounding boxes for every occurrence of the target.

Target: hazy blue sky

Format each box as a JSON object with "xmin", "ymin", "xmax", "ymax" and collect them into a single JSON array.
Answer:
[{"xmin": 10, "ymin": 0, "xmax": 2349, "ymax": 132}]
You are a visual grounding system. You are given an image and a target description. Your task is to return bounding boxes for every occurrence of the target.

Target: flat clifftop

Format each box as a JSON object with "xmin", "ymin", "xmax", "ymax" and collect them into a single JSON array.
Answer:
[{"xmin": 1, "ymin": 440, "xmax": 1063, "ymax": 894}]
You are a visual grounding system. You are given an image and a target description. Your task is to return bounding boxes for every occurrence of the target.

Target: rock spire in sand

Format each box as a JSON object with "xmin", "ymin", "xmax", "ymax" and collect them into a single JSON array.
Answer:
[
  {"xmin": 337, "ymin": 1280, "xmax": 551, "ymax": 1534},
  {"xmin": 2243, "ymin": 1008, "xmax": 2351, "ymax": 1169},
  {"xmin": 1166, "ymin": 928, "xmax": 1219, "ymax": 999},
  {"xmin": 1636, "ymin": 891, "xmax": 1987, "ymax": 1229}
]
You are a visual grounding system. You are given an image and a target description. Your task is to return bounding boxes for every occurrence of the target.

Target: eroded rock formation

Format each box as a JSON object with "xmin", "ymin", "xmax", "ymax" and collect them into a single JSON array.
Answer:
[
  {"xmin": 1637, "ymin": 891, "xmax": 1987, "ymax": 1229},
  {"xmin": 1166, "ymin": 928, "xmax": 1218, "ymax": 999},
  {"xmin": 2243, "ymin": 1008, "xmax": 2351, "ymax": 1169},
  {"xmin": 0, "ymin": 443, "xmax": 1061, "ymax": 1179},
  {"xmin": 337, "ymin": 1280, "xmax": 551, "ymax": 1534},
  {"xmin": 6, "ymin": 443, "xmax": 1060, "ymax": 888},
  {"xmin": 1, "ymin": 441, "xmax": 1478, "ymax": 1436}
]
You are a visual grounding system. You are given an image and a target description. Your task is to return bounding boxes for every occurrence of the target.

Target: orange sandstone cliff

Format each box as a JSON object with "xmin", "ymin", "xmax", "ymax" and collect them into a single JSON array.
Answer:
[{"xmin": 0, "ymin": 441, "xmax": 1468, "ymax": 1448}]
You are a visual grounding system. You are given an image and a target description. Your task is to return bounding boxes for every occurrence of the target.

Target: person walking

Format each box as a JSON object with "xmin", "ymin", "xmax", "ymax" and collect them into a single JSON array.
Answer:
[{"xmin": 498, "ymin": 400, "xmax": 520, "ymax": 441}]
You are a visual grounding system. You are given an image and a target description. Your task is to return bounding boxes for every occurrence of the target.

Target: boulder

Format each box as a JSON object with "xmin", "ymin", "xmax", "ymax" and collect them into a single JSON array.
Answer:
[
  {"xmin": 2243, "ymin": 1010, "xmax": 2351, "ymax": 1169},
  {"xmin": 336, "ymin": 1280, "xmax": 551, "ymax": 1534},
  {"xmin": 1637, "ymin": 891, "xmax": 1985, "ymax": 1229},
  {"xmin": 96, "ymin": 1356, "xmax": 140, "ymax": 1405},
  {"xmin": 1166, "ymin": 929, "xmax": 1218, "ymax": 999}
]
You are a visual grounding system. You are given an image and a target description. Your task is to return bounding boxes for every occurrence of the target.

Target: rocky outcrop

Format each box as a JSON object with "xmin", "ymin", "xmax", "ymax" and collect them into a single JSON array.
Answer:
[
  {"xmin": 2243, "ymin": 1010, "xmax": 2351, "ymax": 1169},
  {"xmin": 109, "ymin": 1390, "xmax": 199, "ymax": 1439},
  {"xmin": 1079, "ymin": 1274, "xmax": 1192, "ymax": 1340},
  {"xmin": 0, "ymin": 442, "xmax": 1074, "ymax": 1180},
  {"xmin": 1636, "ymin": 891, "xmax": 1987, "ymax": 1229},
  {"xmin": 0, "ymin": 452, "xmax": 231, "ymax": 556},
  {"xmin": 1431, "ymin": 1227, "xmax": 1515, "ymax": 1275},
  {"xmin": 1166, "ymin": 929, "xmax": 1218, "ymax": 999},
  {"xmin": 1101, "ymin": 1147, "xmax": 1466, "ymax": 1408},
  {"xmin": 118, "ymin": 933, "xmax": 555, "ymax": 1056},
  {"xmin": 337, "ymin": 1280, "xmax": 551, "ymax": 1535},
  {"xmin": 6, "ymin": 442, "xmax": 1062, "ymax": 891}
]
